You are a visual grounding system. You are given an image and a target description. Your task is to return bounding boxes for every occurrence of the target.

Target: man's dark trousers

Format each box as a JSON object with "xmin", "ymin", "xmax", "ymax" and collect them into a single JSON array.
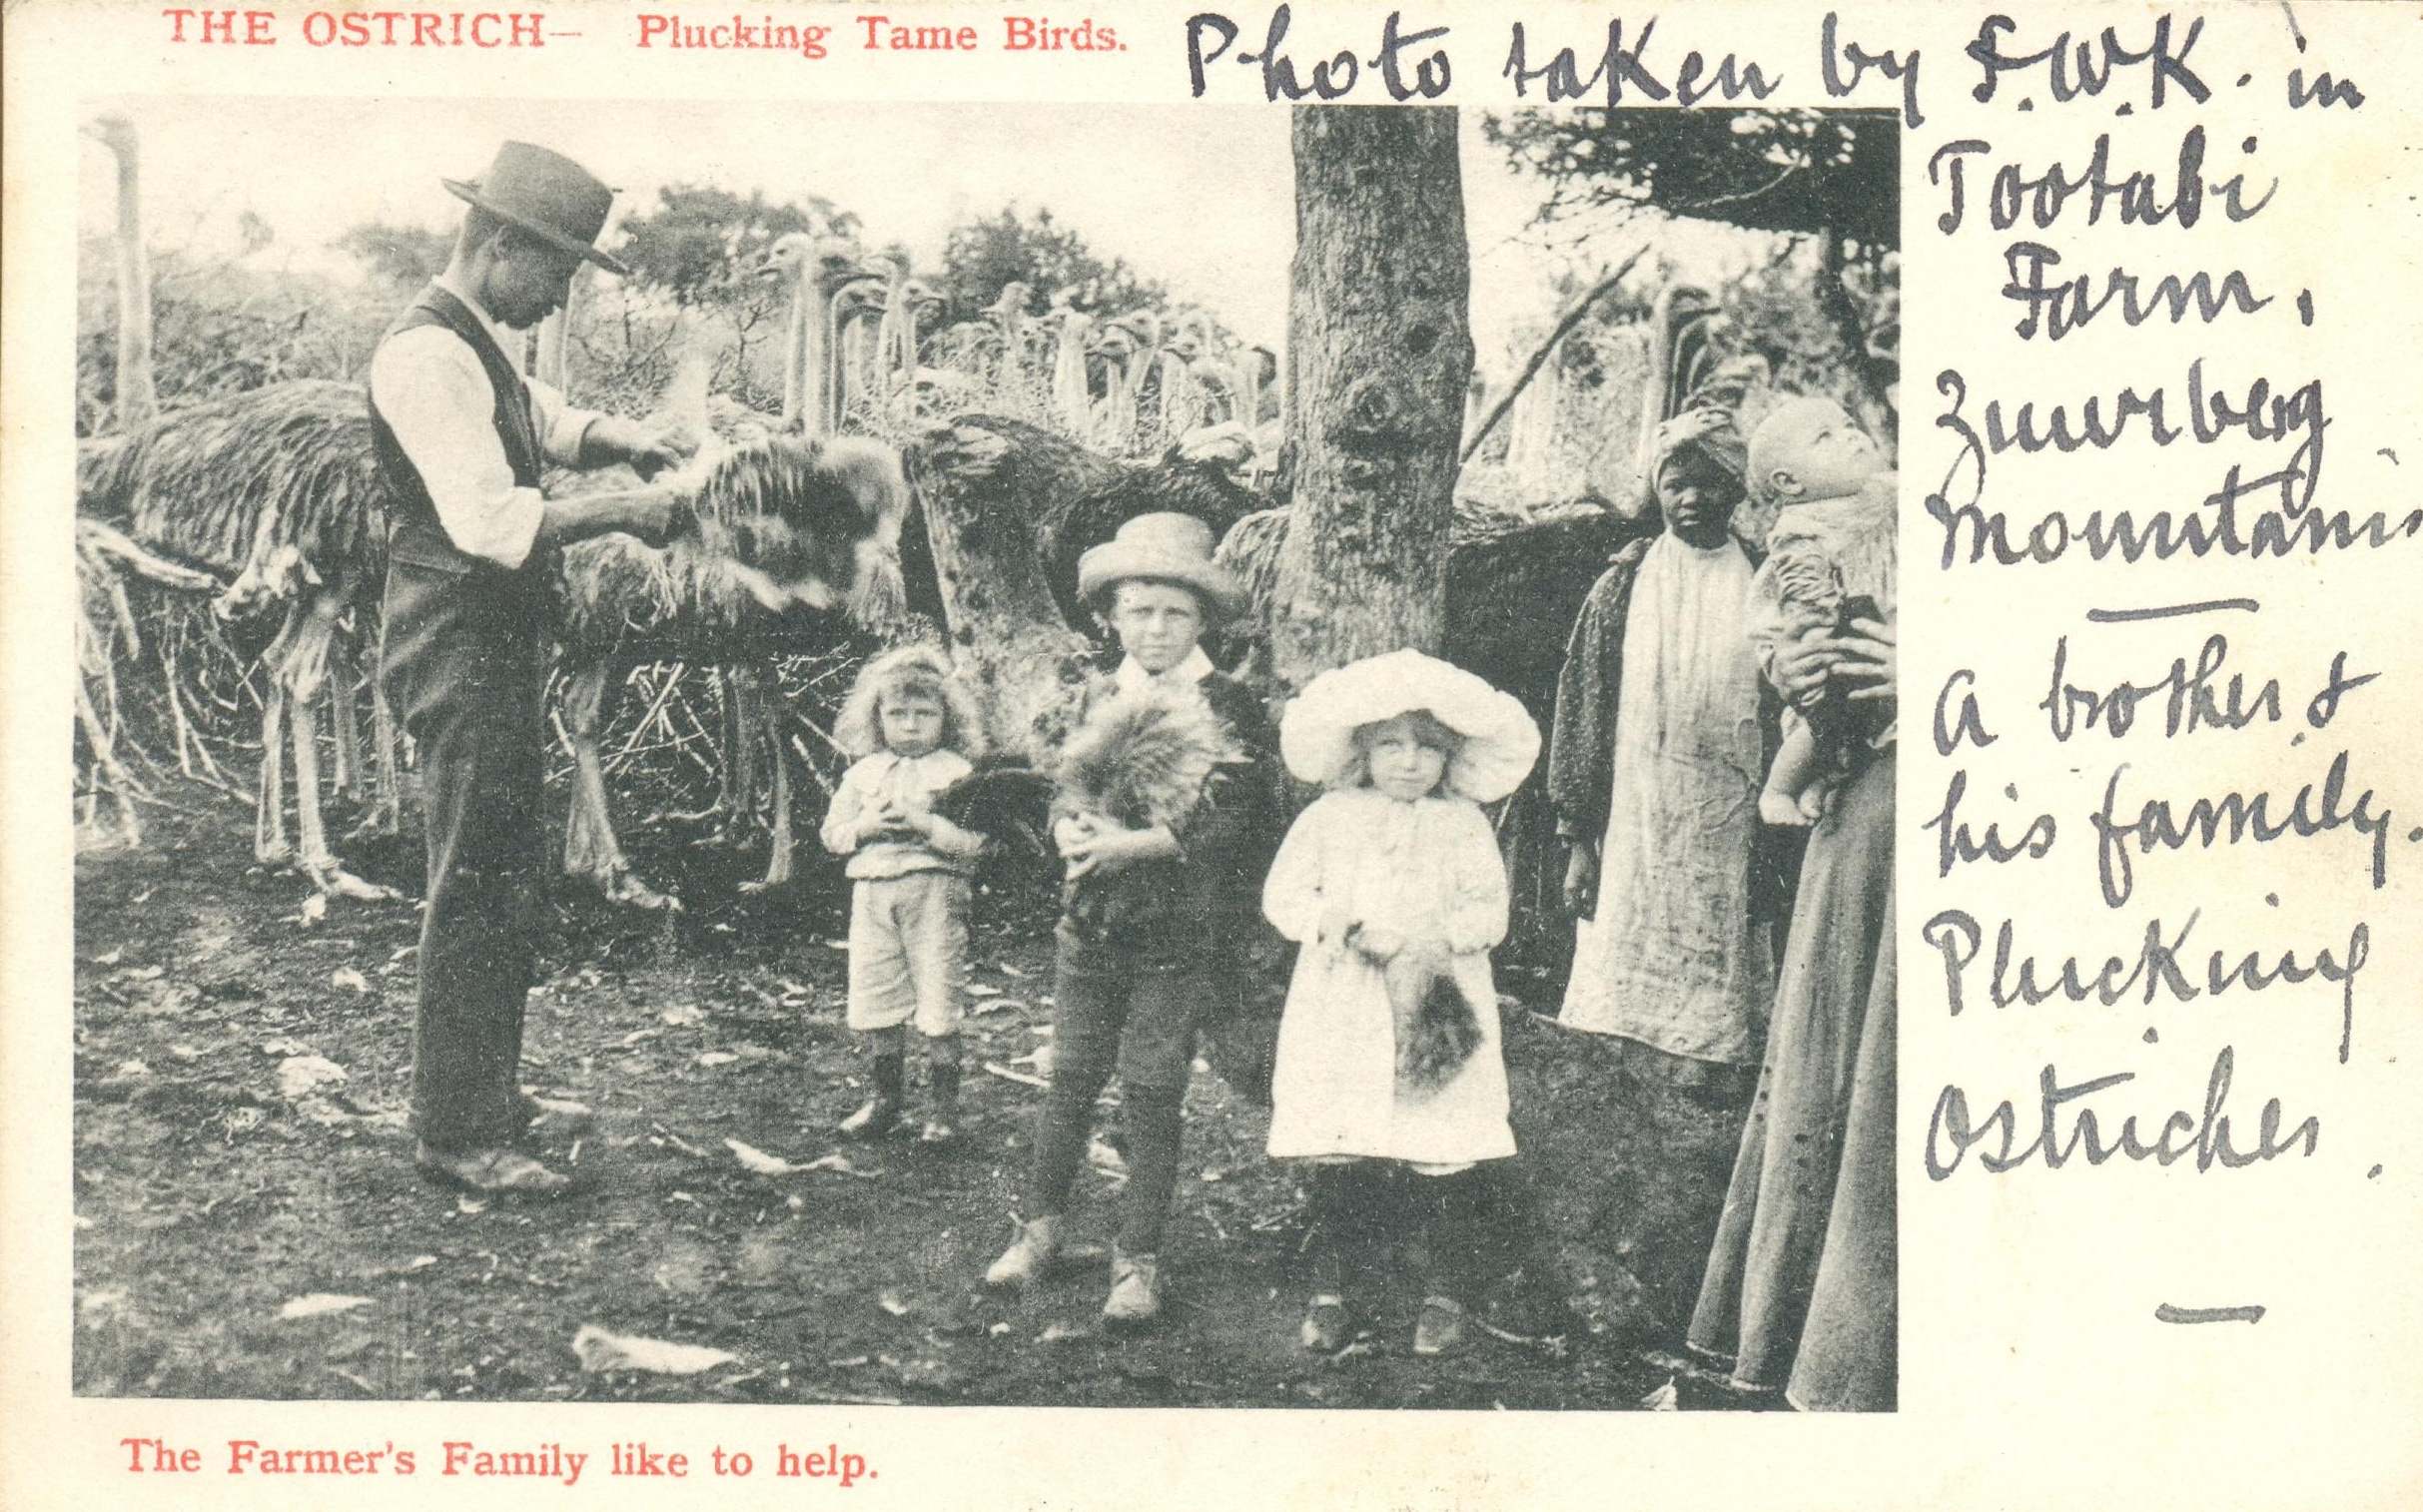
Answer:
[{"xmin": 382, "ymin": 560, "xmax": 551, "ymax": 1151}]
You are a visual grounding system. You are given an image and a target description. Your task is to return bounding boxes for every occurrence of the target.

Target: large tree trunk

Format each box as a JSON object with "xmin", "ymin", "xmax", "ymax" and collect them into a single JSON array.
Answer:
[{"xmin": 1270, "ymin": 106, "xmax": 1473, "ymax": 689}]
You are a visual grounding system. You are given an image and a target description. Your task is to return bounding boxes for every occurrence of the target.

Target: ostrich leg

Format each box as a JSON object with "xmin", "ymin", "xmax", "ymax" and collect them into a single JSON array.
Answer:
[
  {"xmin": 560, "ymin": 657, "xmax": 682, "ymax": 911},
  {"xmin": 255, "ymin": 605, "xmax": 299, "ymax": 866},
  {"xmin": 707, "ymin": 663, "xmax": 764, "ymax": 851},
  {"xmin": 280, "ymin": 582, "xmax": 399, "ymax": 901},
  {"xmin": 328, "ymin": 631, "xmax": 363, "ymax": 799},
  {"xmin": 736, "ymin": 663, "xmax": 796, "ymax": 894}
]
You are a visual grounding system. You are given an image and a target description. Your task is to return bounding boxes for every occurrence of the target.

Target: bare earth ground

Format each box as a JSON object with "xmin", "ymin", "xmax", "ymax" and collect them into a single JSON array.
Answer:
[{"xmin": 71, "ymin": 778, "xmax": 1768, "ymax": 1411}]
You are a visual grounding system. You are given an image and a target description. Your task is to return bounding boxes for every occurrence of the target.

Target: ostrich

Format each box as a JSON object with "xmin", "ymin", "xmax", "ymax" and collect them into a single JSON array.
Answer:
[
  {"xmin": 551, "ymin": 378, "xmax": 912, "ymax": 906},
  {"xmin": 984, "ymin": 280, "xmax": 1037, "ymax": 405},
  {"xmin": 759, "ymin": 232, "xmax": 869, "ymax": 434},
  {"xmin": 1156, "ymin": 313, "xmax": 1214, "ymax": 437},
  {"xmin": 878, "ymin": 275, "xmax": 944, "ymax": 400},
  {"xmin": 1086, "ymin": 318, "xmax": 1150, "ymax": 454},
  {"xmin": 831, "ymin": 276, "xmax": 892, "ymax": 426},
  {"xmin": 79, "ymin": 112, "xmax": 404, "ymax": 896},
  {"xmin": 83, "ymin": 115, "xmax": 158, "ymax": 432},
  {"xmin": 1045, "ymin": 293, "xmax": 1097, "ymax": 437}
]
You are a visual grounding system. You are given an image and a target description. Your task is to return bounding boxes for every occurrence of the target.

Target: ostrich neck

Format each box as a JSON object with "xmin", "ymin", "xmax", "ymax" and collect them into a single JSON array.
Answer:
[
  {"xmin": 110, "ymin": 140, "xmax": 157, "ymax": 431},
  {"xmin": 781, "ymin": 282, "xmax": 809, "ymax": 430}
]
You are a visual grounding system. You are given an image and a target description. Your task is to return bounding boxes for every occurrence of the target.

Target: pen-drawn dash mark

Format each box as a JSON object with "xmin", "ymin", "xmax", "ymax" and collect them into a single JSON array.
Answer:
[
  {"xmin": 2379, "ymin": 447, "xmax": 2400, "ymax": 465},
  {"xmin": 2086, "ymin": 598, "xmax": 2261, "ymax": 624},
  {"xmin": 2156, "ymin": 1303, "xmax": 2266, "ymax": 1325}
]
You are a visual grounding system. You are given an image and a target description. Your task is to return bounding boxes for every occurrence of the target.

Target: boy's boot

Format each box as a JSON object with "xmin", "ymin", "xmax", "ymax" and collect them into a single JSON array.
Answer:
[
  {"xmin": 984, "ymin": 1214, "xmax": 1062, "ymax": 1288},
  {"xmin": 1104, "ymin": 1245, "xmax": 1162, "ymax": 1324},
  {"xmin": 839, "ymin": 1050, "xmax": 906, "ymax": 1138},
  {"xmin": 920, "ymin": 1052, "xmax": 962, "ymax": 1145}
]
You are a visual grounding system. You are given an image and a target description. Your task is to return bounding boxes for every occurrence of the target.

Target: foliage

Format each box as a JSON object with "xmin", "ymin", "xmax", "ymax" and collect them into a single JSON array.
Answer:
[
  {"xmin": 76, "ymin": 239, "xmax": 389, "ymax": 434},
  {"xmin": 330, "ymin": 220, "xmax": 450, "ymax": 299},
  {"xmin": 933, "ymin": 206, "xmax": 1168, "ymax": 327},
  {"xmin": 612, "ymin": 184, "xmax": 859, "ymax": 304},
  {"xmin": 1483, "ymin": 107, "xmax": 1897, "ymax": 253}
]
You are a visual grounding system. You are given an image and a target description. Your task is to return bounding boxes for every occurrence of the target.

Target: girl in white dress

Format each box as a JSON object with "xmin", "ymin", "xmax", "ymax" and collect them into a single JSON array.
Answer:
[{"xmin": 1262, "ymin": 648, "xmax": 1540, "ymax": 1356}]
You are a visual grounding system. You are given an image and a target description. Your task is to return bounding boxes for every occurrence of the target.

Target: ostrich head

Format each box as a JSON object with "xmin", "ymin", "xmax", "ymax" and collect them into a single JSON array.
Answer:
[
  {"xmin": 905, "ymin": 280, "xmax": 946, "ymax": 325},
  {"xmin": 1164, "ymin": 315, "xmax": 1207, "ymax": 365},
  {"xmin": 80, "ymin": 114, "xmax": 140, "ymax": 156},
  {"xmin": 757, "ymin": 232, "xmax": 867, "ymax": 296},
  {"xmin": 1090, "ymin": 322, "xmax": 1138, "ymax": 365},
  {"xmin": 675, "ymin": 434, "xmax": 908, "ymax": 615},
  {"xmin": 987, "ymin": 281, "xmax": 1033, "ymax": 333},
  {"xmin": 833, "ymin": 279, "xmax": 888, "ymax": 325}
]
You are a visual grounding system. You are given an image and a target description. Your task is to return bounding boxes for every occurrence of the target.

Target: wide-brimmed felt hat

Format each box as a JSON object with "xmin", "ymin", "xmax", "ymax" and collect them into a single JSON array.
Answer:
[
  {"xmin": 443, "ymin": 141, "xmax": 630, "ymax": 277},
  {"xmin": 1076, "ymin": 511, "xmax": 1244, "ymax": 623},
  {"xmin": 1280, "ymin": 648, "xmax": 1539, "ymax": 803}
]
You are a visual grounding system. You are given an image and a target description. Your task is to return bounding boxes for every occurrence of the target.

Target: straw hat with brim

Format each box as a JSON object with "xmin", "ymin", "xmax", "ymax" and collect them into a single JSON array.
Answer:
[
  {"xmin": 1281, "ymin": 648, "xmax": 1540, "ymax": 803},
  {"xmin": 443, "ymin": 141, "xmax": 630, "ymax": 277},
  {"xmin": 1076, "ymin": 511, "xmax": 1244, "ymax": 623}
]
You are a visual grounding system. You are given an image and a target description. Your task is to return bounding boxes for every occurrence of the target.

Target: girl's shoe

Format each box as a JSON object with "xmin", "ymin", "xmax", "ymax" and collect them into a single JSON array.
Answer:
[
  {"xmin": 1412, "ymin": 1295, "xmax": 1466, "ymax": 1357},
  {"xmin": 984, "ymin": 1214, "xmax": 1062, "ymax": 1287},
  {"xmin": 1299, "ymin": 1294, "xmax": 1351, "ymax": 1353}
]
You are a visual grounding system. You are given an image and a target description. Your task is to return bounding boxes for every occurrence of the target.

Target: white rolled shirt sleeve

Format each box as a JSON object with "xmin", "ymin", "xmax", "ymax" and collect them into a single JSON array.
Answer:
[{"xmin": 368, "ymin": 328, "xmax": 605, "ymax": 570}]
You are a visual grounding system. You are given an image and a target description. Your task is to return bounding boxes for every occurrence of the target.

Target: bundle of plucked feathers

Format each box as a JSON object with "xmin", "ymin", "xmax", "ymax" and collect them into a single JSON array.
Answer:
[
  {"xmin": 1053, "ymin": 685, "xmax": 1240, "ymax": 832},
  {"xmin": 1053, "ymin": 685, "xmax": 1242, "ymax": 942},
  {"xmin": 1383, "ymin": 948, "xmax": 1485, "ymax": 1092}
]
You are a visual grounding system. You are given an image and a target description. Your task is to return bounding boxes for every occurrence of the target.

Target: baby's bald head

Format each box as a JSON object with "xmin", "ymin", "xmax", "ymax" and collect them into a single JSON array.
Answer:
[{"xmin": 1749, "ymin": 396, "xmax": 1884, "ymax": 506}]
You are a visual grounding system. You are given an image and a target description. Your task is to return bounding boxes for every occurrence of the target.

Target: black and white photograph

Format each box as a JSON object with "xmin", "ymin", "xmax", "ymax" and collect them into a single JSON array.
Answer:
[{"xmin": 68, "ymin": 95, "xmax": 1902, "ymax": 1413}]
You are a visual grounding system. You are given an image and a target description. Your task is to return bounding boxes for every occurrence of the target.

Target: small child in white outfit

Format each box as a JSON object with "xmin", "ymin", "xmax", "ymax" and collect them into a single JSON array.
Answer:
[
  {"xmin": 820, "ymin": 646, "xmax": 991, "ymax": 1144},
  {"xmin": 1262, "ymin": 648, "xmax": 1540, "ymax": 1358}
]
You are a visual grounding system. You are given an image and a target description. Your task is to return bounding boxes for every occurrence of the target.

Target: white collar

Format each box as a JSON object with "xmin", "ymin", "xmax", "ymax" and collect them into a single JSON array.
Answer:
[
  {"xmin": 435, "ymin": 270, "xmax": 516, "ymax": 358},
  {"xmin": 1116, "ymin": 646, "xmax": 1214, "ymax": 693}
]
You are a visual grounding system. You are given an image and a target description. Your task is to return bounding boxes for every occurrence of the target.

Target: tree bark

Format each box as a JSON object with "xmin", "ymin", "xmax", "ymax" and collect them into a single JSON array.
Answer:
[
  {"xmin": 1271, "ymin": 105, "xmax": 1473, "ymax": 691},
  {"xmin": 902, "ymin": 418, "xmax": 1097, "ymax": 759}
]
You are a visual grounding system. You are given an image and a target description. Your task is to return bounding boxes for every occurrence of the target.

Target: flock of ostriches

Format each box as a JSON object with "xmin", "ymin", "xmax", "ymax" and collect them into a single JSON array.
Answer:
[{"xmin": 71, "ymin": 115, "xmax": 1289, "ymax": 916}]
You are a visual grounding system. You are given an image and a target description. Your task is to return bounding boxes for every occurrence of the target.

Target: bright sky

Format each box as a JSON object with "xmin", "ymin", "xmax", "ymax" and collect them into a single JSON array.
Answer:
[{"xmin": 80, "ymin": 96, "xmax": 1772, "ymax": 378}]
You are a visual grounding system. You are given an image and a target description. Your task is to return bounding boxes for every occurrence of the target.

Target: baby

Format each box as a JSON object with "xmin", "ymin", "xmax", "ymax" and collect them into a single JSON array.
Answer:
[{"xmin": 1744, "ymin": 396, "xmax": 1897, "ymax": 826}]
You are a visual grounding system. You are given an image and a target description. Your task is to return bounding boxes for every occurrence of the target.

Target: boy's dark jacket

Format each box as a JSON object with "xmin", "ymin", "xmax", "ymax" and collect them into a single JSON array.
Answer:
[{"xmin": 1054, "ymin": 669, "xmax": 1279, "ymax": 970}]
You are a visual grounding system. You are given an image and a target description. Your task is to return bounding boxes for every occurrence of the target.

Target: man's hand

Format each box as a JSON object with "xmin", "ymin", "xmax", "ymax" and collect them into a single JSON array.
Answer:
[
  {"xmin": 624, "ymin": 418, "xmax": 701, "ymax": 482},
  {"xmin": 1768, "ymin": 625, "xmax": 1839, "ymax": 706},
  {"xmin": 535, "ymin": 487, "xmax": 681, "ymax": 551},
  {"xmin": 1837, "ymin": 617, "xmax": 1898, "ymax": 704},
  {"xmin": 585, "ymin": 415, "xmax": 701, "ymax": 482}
]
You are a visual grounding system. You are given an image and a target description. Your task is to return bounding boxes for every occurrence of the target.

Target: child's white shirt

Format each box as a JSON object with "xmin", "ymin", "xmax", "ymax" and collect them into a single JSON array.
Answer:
[{"xmin": 820, "ymin": 749, "xmax": 984, "ymax": 879}]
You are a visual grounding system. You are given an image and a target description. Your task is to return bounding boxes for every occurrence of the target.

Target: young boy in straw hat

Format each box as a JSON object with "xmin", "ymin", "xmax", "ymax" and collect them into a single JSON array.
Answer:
[
  {"xmin": 984, "ymin": 512, "xmax": 1278, "ymax": 1324},
  {"xmin": 1261, "ymin": 648, "xmax": 1539, "ymax": 1356}
]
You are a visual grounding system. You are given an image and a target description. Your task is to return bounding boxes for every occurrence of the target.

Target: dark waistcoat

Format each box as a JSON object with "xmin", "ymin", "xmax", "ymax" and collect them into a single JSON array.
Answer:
[{"xmin": 370, "ymin": 284, "xmax": 551, "ymax": 611}]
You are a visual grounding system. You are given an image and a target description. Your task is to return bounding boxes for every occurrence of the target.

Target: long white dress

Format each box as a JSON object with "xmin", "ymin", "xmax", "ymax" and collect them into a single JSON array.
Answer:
[
  {"xmin": 1262, "ymin": 789, "xmax": 1516, "ymax": 1165},
  {"xmin": 1560, "ymin": 533, "xmax": 1774, "ymax": 1065}
]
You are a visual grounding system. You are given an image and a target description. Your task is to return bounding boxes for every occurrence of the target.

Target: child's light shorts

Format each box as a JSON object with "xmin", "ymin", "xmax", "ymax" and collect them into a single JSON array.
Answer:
[{"xmin": 846, "ymin": 870, "xmax": 970, "ymax": 1036}]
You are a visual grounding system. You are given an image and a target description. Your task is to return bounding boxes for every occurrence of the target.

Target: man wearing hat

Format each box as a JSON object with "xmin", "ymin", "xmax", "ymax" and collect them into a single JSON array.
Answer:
[
  {"xmin": 984, "ymin": 512, "xmax": 1279, "ymax": 1322},
  {"xmin": 374, "ymin": 142, "xmax": 696, "ymax": 1195}
]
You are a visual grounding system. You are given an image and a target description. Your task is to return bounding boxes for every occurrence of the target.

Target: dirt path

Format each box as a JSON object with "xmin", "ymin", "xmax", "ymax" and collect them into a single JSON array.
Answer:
[{"xmin": 72, "ymin": 779, "xmax": 1764, "ymax": 1411}]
